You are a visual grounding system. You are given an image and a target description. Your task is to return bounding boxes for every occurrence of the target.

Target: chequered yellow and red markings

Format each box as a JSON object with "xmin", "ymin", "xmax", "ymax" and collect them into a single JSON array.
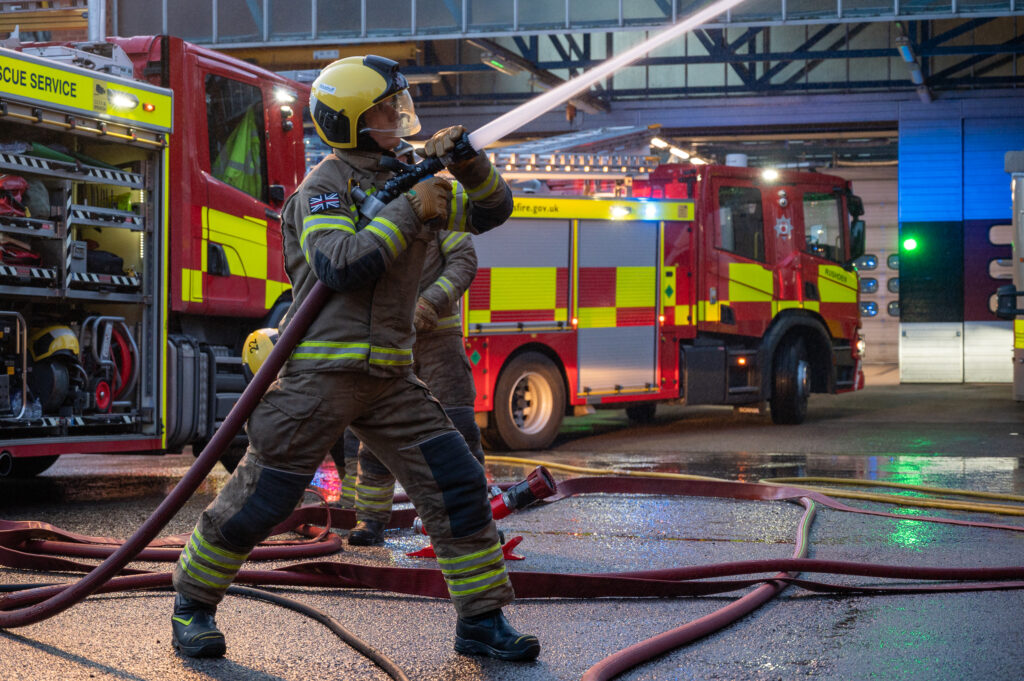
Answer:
[
  {"xmin": 466, "ymin": 267, "xmax": 570, "ymax": 324},
  {"xmin": 576, "ymin": 266, "xmax": 657, "ymax": 328},
  {"xmin": 694, "ymin": 261, "xmax": 858, "ymax": 336}
]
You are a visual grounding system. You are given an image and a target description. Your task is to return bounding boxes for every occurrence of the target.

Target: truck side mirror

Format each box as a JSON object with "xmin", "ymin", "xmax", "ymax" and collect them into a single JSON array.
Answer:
[
  {"xmin": 849, "ymin": 219, "xmax": 865, "ymax": 262},
  {"xmin": 995, "ymin": 284, "xmax": 1024, "ymax": 319}
]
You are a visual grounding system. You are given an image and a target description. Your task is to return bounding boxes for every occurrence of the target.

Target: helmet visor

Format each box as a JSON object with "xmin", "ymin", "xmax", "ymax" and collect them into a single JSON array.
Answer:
[{"xmin": 359, "ymin": 89, "xmax": 421, "ymax": 138}]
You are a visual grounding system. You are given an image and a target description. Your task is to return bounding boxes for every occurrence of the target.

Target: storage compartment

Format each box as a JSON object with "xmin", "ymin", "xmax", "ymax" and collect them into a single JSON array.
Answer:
[{"xmin": 0, "ymin": 49, "xmax": 167, "ymax": 444}]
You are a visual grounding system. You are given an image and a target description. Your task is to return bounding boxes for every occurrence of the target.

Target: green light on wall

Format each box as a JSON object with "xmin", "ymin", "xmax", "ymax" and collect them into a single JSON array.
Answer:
[{"xmin": 902, "ymin": 237, "xmax": 918, "ymax": 251}]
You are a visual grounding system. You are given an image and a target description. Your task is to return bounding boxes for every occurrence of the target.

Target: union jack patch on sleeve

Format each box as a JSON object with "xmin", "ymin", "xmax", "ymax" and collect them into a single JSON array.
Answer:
[{"xmin": 309, "ymin": 192, "xmax": 341, "ymax": 213}]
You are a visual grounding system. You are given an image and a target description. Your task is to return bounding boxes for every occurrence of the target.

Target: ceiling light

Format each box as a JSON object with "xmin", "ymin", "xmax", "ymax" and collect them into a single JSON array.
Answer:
[{"xmin": 481, "ymin": 52, "xmax": 523, "ymax": 76}]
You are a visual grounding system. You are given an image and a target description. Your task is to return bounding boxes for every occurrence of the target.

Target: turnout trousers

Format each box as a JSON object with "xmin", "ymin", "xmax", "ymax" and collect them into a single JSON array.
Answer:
[
  {"xmin": 355, "ymin": 333, "xmax": 485, "ymax": 525},
  {"xmin": 172, "ymin": 369, "xmax": 514, "ymax": 618}
]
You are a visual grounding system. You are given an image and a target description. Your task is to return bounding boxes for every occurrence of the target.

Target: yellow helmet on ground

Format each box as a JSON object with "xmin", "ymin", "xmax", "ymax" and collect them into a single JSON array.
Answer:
[
  {"xmin": 309, "ymin": 55, "xmax": 421, "ymax": 149},
  {"xmin": 29, "ymin": 325, "xmax": 80, "ymax": 362},
  {"xmin": 242, "ymin": 327, "xmax": 279, "ymax": 381}
]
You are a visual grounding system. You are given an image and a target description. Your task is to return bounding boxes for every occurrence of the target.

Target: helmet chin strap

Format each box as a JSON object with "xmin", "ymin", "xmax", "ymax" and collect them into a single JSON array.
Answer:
[{"xmin": 355, "ymin": 126, "xmax": 388, "ymax": 153}]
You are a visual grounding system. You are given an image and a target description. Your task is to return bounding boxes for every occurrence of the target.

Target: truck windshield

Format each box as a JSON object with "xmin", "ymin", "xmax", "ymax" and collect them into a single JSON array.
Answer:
[{"xmin": 205, "ymin": 74, "xmax": 268, "ymax": 200}]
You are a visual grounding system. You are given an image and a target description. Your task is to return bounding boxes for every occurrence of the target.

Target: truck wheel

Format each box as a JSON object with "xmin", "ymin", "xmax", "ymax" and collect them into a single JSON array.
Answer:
[
  {"xmin": 0, "ymin": 454, "xmax": 59, "ymax": 478},
  {"xmin": 625, "ymin": 403, "xmax": 657, "ymax": 423},
  {"xmin": 770, "ymin": 338, "xmax": 810, "ymax": 425},
  {"xmin": 486, "ymin": 352, "xmax": 565, "ymax": 451}
]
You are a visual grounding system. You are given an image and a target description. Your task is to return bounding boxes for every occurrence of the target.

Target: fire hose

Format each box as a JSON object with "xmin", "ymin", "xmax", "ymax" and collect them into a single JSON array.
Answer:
[{"xmin": 3, "ymin": 472, "xmax": 1024, "ymax": 681}]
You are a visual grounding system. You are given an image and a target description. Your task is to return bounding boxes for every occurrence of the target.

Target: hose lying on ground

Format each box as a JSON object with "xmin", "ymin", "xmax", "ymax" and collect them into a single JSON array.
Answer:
[{"xmin": 3, "ymin": 462, "xmax": 1024, "ymax": 681}]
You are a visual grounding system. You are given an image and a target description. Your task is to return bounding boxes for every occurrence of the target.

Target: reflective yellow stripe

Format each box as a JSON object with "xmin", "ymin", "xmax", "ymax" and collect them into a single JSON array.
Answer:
[
  {"xmin": 187, "ymin": 536, "xmax": 238, "ymax": 572},
  {"xmin": 436, "ymin": 276, "xmax": 455, "ymax": 297},
  {"xmin": 368, "ymin": 345, "xmax": 414, "ymax": 366},
  {"xmin": 292, "ymin": 340, "xmax": 370, "ymax": 361},
  {"xmin": 182, "ymin": 544, "xmax": 235, "ymax": 581},
  {"xmin": 179, "ymin": 555, "xmax": 233, "ymax": 589},
  {"xmin": 436, "ymin": 314, "xmax": 461, "ymax": 329},
  {"xmin": 341, "ymin": 475, "xmax": 357, "ymax": 498},
  {"xmin": 446, "ymin": 184, "xmax": 470, "ymax": 232},
  {"xmin": 355, "ymin": 483, "xmax": 395, "ymax": 509},
  {"xmin": 441, "ymin": 231, "xmax": 468, "ymax": 254},
  {"xmin": 436, "ymin": 542, "xmax": 502, "ymax": 567},
  {"xmin": 441, "ymin": 554, "xmax": 504, "ymax": 575},
  {"xmin": 448, "ymin": 573, "xmax": 510, "ymax": 596},
  {"xmin": 300, "ymin": 214, "xmax": 356, "ymax": 252},
  {"xmin": 444, "ymin": 566, "xmax": 510, "ymax": 594},
  {"xmin": 291, "ymin": 341, "xmax": 412, "ymax": 365},
  {"xmin": 365, "ymin": 216, "xmax": 407, "ymax": 259},
  {"xmin": 466, "ymin": 166, "xmax": 500, "ymax": 201},
  {"xmin": 195, "ymin": 528, "xmax": 249, "ymax": 562}
]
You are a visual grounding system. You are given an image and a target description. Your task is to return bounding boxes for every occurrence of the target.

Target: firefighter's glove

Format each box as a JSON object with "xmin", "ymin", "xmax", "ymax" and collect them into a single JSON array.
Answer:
[
  {"xmin": 406, "ymin": 177, "xmax": 452, "ymax": 229},
  {"xmin": 423, "ymin": 126, "xmax": 493, "ymax": 187},
  {"xmin": 422, "ymin": 125, "xmax": 467, "ymax": 161},
  {"xmin": 414, "ymin": 296, "xmax": 439, "ymax": 333}
]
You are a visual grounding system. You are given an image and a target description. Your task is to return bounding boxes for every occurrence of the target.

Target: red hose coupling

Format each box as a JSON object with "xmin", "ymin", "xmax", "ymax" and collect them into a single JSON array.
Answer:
[
  {"xmin": 490, "ymin": 465, "xmax": 557, "ymax": 521},
  {"xmin": 413, "ymin": 465, "xmax": 557, "ymax": 534}
]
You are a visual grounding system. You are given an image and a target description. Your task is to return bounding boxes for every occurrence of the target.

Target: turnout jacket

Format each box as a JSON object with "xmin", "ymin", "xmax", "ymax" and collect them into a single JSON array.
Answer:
[
  {"xmin": 278, "ymin": 148, "xmax": 510, "ymax": 377},
  {"xmin": 419, "ymin": 231, "xmax": 477, "ymax": 338}
]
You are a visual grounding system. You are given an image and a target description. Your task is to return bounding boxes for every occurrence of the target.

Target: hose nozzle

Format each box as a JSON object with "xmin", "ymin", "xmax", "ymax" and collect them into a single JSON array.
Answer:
[
  {"xmin": 490, "ymin": 465, "xmax": 557, "ymax": 521},
  {"xmin": 413, "ymin": 465, "xmax": 556, "ymax": 535}
]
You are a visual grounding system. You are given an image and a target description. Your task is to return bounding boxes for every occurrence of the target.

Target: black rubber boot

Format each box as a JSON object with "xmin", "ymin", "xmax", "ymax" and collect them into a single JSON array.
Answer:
[
  {"xmin": 347, "ymin": 519, "xmax": 386, "ymax": 546},
  {"xmin": 454, "ymin": 609, "xmax": 540, "ymax": 661},
  {"xmin": 171, "ymin": 593, "xmax": 226, "ymax": 658}
]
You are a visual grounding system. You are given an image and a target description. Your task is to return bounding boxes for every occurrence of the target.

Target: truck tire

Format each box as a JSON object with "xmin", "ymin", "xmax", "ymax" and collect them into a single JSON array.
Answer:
[
  {"xmin": 770, "ymin": 338, "xmax": 810, "ymax": 425},
  {"xmin": 0, "ymin": 454, "xmax": 59, "ymax": 478},
  {"xmin": 486, "ymin": 352, "xmax": 565, "ymax": 451},
  {"xmin": 625, "ymin": 403, "xmax": 657, "ymax": 423}
]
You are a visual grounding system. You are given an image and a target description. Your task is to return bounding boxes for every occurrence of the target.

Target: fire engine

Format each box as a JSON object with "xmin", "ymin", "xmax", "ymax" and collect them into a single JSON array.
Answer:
[
  {"xmin": 468, "ymin": 162, "xmax": 867, "ymax": 450},
  {"xmin": 0, "ymin": 37, "xmax": 306, "ymax": 476}
]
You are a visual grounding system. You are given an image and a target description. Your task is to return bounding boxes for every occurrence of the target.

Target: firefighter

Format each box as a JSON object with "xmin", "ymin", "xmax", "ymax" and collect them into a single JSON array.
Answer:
[
  {"xmin": 169, "ymin": 55, "xmax": 539, "ymax": 663},
  {"xmin": 330, "ymin": 137, "xmax": 464, "ymax": 515},
  {"xmin": 327, "ymin": 429, "xmax": 361, "ymax": 508},
  {"xmin": 348, "ymin": 227, "xmax": 484, "ymax": 546}
]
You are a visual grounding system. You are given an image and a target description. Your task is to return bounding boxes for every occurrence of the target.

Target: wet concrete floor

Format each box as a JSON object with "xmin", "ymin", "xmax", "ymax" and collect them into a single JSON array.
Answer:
[{"xmin": 1, "ymin": 365, "xmax": 1022, "ymax": 680}]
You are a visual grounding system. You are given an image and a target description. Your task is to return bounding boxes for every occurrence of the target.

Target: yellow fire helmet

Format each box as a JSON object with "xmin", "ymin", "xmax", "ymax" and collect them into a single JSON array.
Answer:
[
  {"xmin": 29, "ymin": 325, "xmax": 80, "ymax": 362},
  {"xmin": 309, "ymin": 55, "xmax": 421, "ymax": 149},
  {"xmin": 241, "ymin": 327, "xmax": 280, "ymax": 380}
]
